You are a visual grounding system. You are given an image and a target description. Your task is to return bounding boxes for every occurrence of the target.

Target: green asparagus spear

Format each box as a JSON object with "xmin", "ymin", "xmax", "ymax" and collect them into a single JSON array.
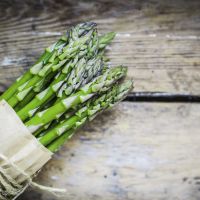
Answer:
[
  {"xmin": 46, "ymin": 127, "xmax": 80, "ymax": 153},
  {"xmin": 46, "ymin": 80, "xmax": 133, "ymax": 152},
  {"xmin": 17, "ymin": 57, "xmax": 86, "ymax": 121},
  {"xmin": 99, "ymin": 32, "xmax": 116, "ymax": 49},
  {"xmin": 17, "ymin": 32, "xmax": 116, "ymax": 121},
  {"xmin": 54, "ymin": 32, "xmax": 115, "ymax": 101},
  {"xmin": 7, "ymin": 23, "xmax": 97, "ymax": 107},
  {"xmin": 14, "ymin": 70, "xmax": 56, "ymax": 111},
  {"xmin": 25, "ymin": 66, "xmax": 127, "ymax": 133},
  {"xmin": 53, "ymin": 32, "xmax": 115, "ymax": 102},
  {"xmin": 56, "ymin": 56, "xmax": 103, "ymax": 100},
  {"xmin": 34, "ymin": 103, "xmax": 86, "ymax": 137},
  {"xmin": 17, "ymin": 30, "xmax": 99, "ymax": 121},
  {"xmin": 39, "ymin": 80, "xmax": 132, "ymax": 146},
  {"xmin": 0, "ymin": 36, "xmax": 68, "ymax": 102}
]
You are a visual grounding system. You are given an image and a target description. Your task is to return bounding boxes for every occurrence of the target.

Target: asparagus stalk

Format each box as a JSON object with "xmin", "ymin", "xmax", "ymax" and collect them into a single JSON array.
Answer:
[
  {"xmin": 47, "ymin": 33, "xmax": 116, "ymax": 131},
  {"xmin": 25, "ymin": 66, "xmax": 127, "ymax": 133},
  {"xmin": 14, "ymin": 70, "xmax": 57, "ymax": 111},
  {"xmin": 7, "ymin": 23, "xmax": 97, "ymax": 107},
  {"xmin": 39, "ymin": 80, "xmax": 132, "ymax": 146},
  {"xmin": 99, "ymin": 32, "xmax": 116, "ymax": 49},
  {"xmin": 34, "ymin": 102, "xmax": 86, "ymax": 137},
  {"xmin": 46, "ymin": 80, "xmax": 133, "ymax": 152},
  {"xmin": 17, "ymin": 32, "xmax": 115, "ymax": 121},
  {"xmin": 0, "ymin": 36, "xmax": 68, "ymax": 102},
  {"xmin": 52, "ymin": 33, "xmax": 115, "ymax": 104},
  {"xmin": 17, "ymin": 57, "xmax": 86, "ymax": 121},
  {"xmin": 47, "ymin": 129, "xmax": 75, "ymax": 152},
  {"xmin": 17, "ymin": 30, "xmax": 99, "ymax": 121},
  {"xmin": 56, "ymin": 56, "xmax": 103, "ymax": 100},
  {"xmin": 44, "ymin": 33, "xmax": 114, "ymax": 103}
]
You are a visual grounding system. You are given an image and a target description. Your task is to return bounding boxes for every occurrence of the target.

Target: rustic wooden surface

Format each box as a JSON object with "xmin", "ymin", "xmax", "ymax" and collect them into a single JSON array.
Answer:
[
  {"xmin": 0, "ymin": 0, "xmax": 200, "ymax": 199},
  {"xmin": 20, "ymin": 102, "xmax": 200, "ymax": 200}
]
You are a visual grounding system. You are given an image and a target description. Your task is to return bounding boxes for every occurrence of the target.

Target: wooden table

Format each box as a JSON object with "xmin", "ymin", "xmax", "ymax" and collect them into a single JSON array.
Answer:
[{"xmin": 0, "ymin": 0, "xmax": 200, "ymax": 199}]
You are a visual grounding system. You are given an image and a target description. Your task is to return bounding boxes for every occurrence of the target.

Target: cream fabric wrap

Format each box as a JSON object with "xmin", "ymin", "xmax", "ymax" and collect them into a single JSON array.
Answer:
[{"xmin": 0, "ymin": 100, "xmax": 53, "ymax": 199}]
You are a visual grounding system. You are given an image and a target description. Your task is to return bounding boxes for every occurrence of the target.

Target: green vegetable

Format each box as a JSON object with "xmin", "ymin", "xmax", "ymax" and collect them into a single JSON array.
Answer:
[
  {"xmin": 25, "ymin": 66, "xmax": 127, "ymax": 133},
  {"xmin": 47, "ymin": 80, "xmax": 133, "ymax": 152},
  {"xmin": 0, "ymin": 22, "xmax": 133, "ymax": 153},
  {"xmin": 0, "ymin": 37, "xmax": 68, "ymax": 102},
  {"xmin": 17, "ymin": 31, "xmax": 115, "ymax": 121},
  {"xmin": 6, "ymin": 22, "xmax": 97, "ymax": 107}
]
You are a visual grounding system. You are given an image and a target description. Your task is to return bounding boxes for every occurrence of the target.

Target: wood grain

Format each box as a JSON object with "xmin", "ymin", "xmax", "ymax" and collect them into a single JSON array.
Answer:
[
  {"xmin": 19, "ymin": 102, "xmax": 200, "ymax": 200},
  {"xmin": 1, "ymin": 1, "xmax": 200, "ymax": 199},
  {"xmin": 0, "ymin": 0, "xmax": 200, "ymax": 94}
]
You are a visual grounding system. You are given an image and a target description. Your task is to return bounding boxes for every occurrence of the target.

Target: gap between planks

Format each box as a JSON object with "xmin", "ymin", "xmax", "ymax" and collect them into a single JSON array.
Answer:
[{"xmin": 124, "ymin": 92, "xmax": 200, "ymax": 103}]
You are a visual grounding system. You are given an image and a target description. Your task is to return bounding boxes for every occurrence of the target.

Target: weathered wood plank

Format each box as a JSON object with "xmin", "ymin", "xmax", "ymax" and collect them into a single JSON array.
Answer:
[
  {"xmin": 20, "ymin": 102, "xmax": 200, "ymax": 200},
  {"xmin": 0, "ymin": 0, "xmax": 200, "ymax": 94}
]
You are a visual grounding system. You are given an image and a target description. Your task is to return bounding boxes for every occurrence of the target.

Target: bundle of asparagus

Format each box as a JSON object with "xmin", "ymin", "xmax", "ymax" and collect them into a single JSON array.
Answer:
[
  {"xmin": 0, "ymin": 21, "xmax": 133, "ymax": 199},
  {"xmin": 0, "ymin": 22, "xmax": 133, "ymax": 153}
]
